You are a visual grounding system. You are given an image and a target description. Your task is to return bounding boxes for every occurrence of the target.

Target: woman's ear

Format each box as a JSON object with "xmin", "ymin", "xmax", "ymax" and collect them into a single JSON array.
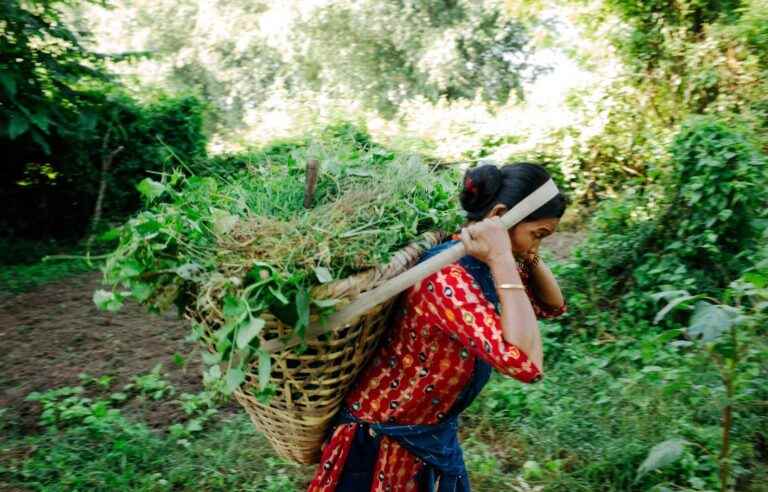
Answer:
[{"xmin": 486, "ymin": 203, "xmax": 507, "ymax": 219}]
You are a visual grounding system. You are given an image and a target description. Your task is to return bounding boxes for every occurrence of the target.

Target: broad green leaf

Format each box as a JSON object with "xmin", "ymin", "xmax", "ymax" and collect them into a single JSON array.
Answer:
[
  {"xmin": 636, "ymin": 439, "xmax": 688, "ymax": 479},
  {"xmin": 215, "ymin": 335, "xmax": 232, "ymax": 355},
  {"xmin": 313, "ymin": 298, "xmax": 341, "ymax": 308},
  {"xmin": 8, "ymin": 113, "xmax": 29, "ymax": 139},
  {"xmin": 30, "ymin": 112, "xmax": 50, "ymax": 132},
  {"xmin": 0, "ymin": 73, "xmax": 17, "ymax": 97},
  {"xmin": 211, "ymin": 208, "xmax": 238, "ymax": 235},
  {"xmin": 201, "ymin": 351, "xmax": 222, "ymax": 365},
  {"xmin": 314, "ymin": 266, "xmax": 333, "ymax": 283},
  {"xmin": 98, "ymin": 228, "xmax": 120, "ymax": 242},
  {"xmin": 687, "ymin": 301, "xmax": 735, "ymax": 342},
  {"xmin": 136, "ymin": 219, "xmax": 162, "ymax": 236},
  {"xmin": 268, "ymin": 285, "xmax": 289, "ymax": 304},
  {"xmin": 258, "ymin": 350, "xmax": 271, "ymax": 390},
  {"xmin": 137, "ymin": 178, "xmax": 166, "ymax": 202},
  {"xmin": 296, "ymin": 287, "xmax": 310, "ymax": 334},
  {"xmin": 743, "ymin": 272, "xmax": 767, "ymax": 289},
  {"xmin": 118, "ymin": 259, "xmax": 143, "ymax": 279},
  {"xmin": 93, "ymin": 290, "xmax": 123, "ymax": 312},
  {"xmin": 131, "ymin": 282, "xmax": 153, "ymax": 302},
  {"xmin": 223, "ymin": 295, "xmax": 246, "ymax": 320},
  {"xmin": 236, "ymin": 317, "xmax": 265, "ymax": 349},
  {"xmin": 653, "ymin": 294, "xmax": 698, "ymax": 324},
  {"xmin": 186, "ymin": 419, "xmax": 203, "ymax": 433},
  {"xmin": 225, "ymin": 368, "xmax": 245, "ymax": 394}
]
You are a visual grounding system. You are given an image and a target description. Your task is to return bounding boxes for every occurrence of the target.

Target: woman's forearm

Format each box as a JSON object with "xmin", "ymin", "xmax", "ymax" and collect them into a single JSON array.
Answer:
[
  {"xmin": 527, "ymin": 259, "xmax": 565, "ymax": 309},
  {"xmin": 488, "ymin": 254, "xmax": 544, "ymax": 371}
]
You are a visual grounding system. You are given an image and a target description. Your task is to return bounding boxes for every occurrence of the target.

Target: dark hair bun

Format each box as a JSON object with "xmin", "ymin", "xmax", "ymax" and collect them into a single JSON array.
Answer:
[{"xmin": 460, "ymin": 164, "xmax": 502, "ymax": 215}]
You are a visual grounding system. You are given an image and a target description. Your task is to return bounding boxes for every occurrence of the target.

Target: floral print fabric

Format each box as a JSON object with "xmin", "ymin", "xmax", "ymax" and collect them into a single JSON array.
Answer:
[{"xmin": 308, "ymin": 258, "xmax": 566, "ymax": 492}]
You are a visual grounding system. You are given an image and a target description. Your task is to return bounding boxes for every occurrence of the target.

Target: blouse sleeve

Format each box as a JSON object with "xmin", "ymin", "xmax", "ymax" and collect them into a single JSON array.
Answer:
[
  {"xmin": 409, "ymin": 263, "xmax": 542, "ymax": 383},
  {"xmin": 526, "ymin": 279, "xmax": 567, "ymax": 319}
]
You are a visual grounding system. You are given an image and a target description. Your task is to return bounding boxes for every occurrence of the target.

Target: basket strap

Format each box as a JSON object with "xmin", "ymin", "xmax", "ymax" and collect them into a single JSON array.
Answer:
[{"xmin": 263, "ymin": 178, "xmax": 561, "ymax": 353}]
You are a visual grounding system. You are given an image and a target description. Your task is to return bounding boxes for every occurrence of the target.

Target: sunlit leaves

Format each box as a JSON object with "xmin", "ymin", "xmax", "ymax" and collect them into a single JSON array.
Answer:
[
  {"xmin": 93, "ymin": 289, "xmax": 124, "ymax": 312},
  {"xmin": 137, "ymin": 178, "xmax": 167, "ymax": 202},
  {"xmin": 236, "ymin": 318, "xmax": 265, "ymax": 349}
]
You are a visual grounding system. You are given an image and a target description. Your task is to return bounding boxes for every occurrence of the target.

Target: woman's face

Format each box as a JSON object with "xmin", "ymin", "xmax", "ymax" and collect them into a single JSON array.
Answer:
[
  {"xmin": 509, "ymin": 218, "xmax": 560, "ymax": 257},
  {"xmin": 485, "ymin": 204, "xmax": 560, "ymax": 257}
]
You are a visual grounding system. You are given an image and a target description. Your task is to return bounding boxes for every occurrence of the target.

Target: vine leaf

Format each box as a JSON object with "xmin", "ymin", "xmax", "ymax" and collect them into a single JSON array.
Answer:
[
  {"xmin": 258, "ymin": 350, "xmax": 271, "ymax": 390},
  {"xmin": 136, "ymin": 178, "xmax": 166, "ymax": 202},
  {"xmin": 314, "ymin": 266, "xmax": 333, "ymax": 283},
  {"xmin": 93, "ymin": 290, "xmax": 123, "ymax": 312},
  {"xmin": 225, "ymin": 368, "xmax": 245, "ymax": 394},
  {"xmin": 236, "ymin": 317, "xmax": 265, "ymax": 349},
  {"xmin": 8, "ymin": 113, "xmax": 28, "ymax": 139}
]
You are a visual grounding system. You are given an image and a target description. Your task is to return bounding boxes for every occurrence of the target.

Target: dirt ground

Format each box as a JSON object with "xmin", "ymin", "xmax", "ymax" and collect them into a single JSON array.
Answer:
[
  {"xmin": 0, "ymin": 272, "xmax": 215, "ymax": 432},
  {"xmin": 0, "ymin": 231, "xmax": 585, "ymax": 432}
]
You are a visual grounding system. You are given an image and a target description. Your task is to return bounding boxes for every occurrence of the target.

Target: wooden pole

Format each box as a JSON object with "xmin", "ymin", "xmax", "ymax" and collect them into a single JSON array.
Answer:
[{"xmin": 304, "ymin": 159, "xmax": 320, "ymax": 209}]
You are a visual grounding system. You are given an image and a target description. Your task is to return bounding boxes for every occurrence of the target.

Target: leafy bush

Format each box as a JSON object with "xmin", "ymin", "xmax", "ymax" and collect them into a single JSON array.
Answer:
[
  {"xmin": 0, "ymin": 0, "xmax": 208, "ymax": 239},
  {"xmin": 559, "ymin": 116, "xmax": 767, "ymax": 328}
]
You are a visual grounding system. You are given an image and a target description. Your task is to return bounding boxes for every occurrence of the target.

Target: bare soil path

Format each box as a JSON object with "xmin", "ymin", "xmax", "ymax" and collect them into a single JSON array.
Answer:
[{"xmin": 0, "ymin": 272, "xmax": 211, "ymax": 432}]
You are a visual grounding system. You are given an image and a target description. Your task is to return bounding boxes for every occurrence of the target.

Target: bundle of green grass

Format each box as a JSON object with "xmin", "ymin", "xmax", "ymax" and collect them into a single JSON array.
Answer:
[{"xmin": 96, "ymin": 125, "xmax": 465, "ymax": 399}]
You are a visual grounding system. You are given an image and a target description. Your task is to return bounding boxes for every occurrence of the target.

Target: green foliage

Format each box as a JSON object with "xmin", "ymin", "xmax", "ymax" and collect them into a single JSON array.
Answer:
[
  {"xmin": 652, "ymin": 241, "xmax": 768, "ymax": 490},
  {"xmin": 0, "ymin": 252, "xmax": 94, "ymax": 295},
  {"xmin": 605, "ymin": 0, "xmax": 744, "ymax": 68},
  {"xmin": 124, "ymin": 364, "xmax": 175, "ymax": 401},
  {"xmin": 294, "ymin": 0, "xmax": 546, "ymax": 115},
  {"xmin": 559, "ymin": 116, "xmax": 767, "ymax": 326},
  {"xmin": 0, "ymin": 0, "xmax": 111, "ymax": 150},
  {"xmin": 0, "ymin": 0, "xmax": 208, "ymax": 239},
  {"xmin": 3, "ymin": 370, "xmax": 302, "ymax": 491},
  {"xmin": 0, "ymin": 413, "xmax": 308, "ymax": 491}
]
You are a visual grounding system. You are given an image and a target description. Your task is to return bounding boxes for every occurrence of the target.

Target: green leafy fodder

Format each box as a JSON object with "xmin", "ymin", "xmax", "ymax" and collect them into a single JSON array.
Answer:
[{"xmin": 98, "ymin": 128, "xmax": 465, "ymax": 397}]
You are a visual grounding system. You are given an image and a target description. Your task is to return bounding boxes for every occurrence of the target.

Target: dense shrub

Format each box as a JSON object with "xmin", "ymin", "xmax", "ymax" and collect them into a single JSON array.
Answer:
[
  {"xmin": 0, "ymin": 0, "xmax": 207, "ymax": 240},
  {"xmin": 558, "ymin": 116, "xmax": 768, "ymax": 329}
]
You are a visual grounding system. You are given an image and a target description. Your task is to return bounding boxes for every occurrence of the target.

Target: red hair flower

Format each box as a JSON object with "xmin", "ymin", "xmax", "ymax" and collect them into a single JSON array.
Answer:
[{"xmin": 464, "ymin": 176, "xmax": 476, "ymax": 193}]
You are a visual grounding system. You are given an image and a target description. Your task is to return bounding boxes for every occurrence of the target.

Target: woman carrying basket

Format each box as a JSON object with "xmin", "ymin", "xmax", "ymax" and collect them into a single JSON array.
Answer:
[{"xmin": 307, "ymin": 163, "xmax": 568, "ymax": 492}]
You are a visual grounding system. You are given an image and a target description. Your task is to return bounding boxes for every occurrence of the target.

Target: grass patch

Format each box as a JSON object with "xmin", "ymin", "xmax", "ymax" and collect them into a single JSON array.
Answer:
[
  {"xmin": 0, "ymin": 239, "xmax": 101, "ymax": 295},
  {"xmin": 0, "ymin": 413, "xmax": 312, "ymax": 492}
]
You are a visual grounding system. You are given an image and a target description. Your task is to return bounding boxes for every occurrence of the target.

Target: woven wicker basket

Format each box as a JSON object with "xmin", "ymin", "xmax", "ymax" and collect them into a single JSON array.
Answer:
[{"xmin": 193, "ymin": 231, "xmax": 447, "ymax": 464}]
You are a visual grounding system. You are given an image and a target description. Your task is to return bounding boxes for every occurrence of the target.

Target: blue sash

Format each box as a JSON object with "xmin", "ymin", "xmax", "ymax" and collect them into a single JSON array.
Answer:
[{"xmin": 332, "ymin": 239, "xmax": 495, "ymax": 492}]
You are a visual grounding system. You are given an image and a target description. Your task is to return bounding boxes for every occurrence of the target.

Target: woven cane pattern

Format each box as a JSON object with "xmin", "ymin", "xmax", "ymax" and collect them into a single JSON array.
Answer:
[{"xmin": 187, "ymin": 231, "xmax": 447, "ymax": 464}]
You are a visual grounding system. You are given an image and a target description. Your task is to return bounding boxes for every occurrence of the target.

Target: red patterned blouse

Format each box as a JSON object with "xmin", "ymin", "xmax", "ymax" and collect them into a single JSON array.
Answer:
[{"xmin": 307, "ymin": 252, "xmax": 566, "ymax": 492}]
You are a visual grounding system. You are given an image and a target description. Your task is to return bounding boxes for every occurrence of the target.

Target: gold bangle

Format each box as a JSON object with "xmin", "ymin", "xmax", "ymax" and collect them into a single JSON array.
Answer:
[{"xmin": 497, "ymin": 283, "xmax": 525, "ymax": 290}]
